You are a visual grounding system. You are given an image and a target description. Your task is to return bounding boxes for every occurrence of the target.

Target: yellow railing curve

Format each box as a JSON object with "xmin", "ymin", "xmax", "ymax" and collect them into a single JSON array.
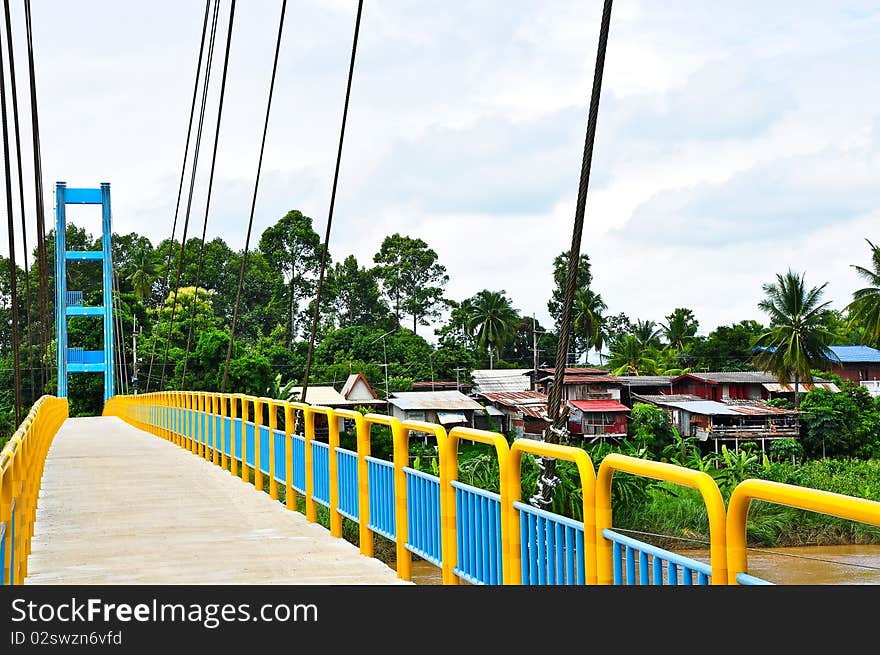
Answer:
[
  {"xmin": 596, "ymin": 452, "xmax": 728, "ymax": 585},
  {"xmin": 726, "ymin": 478, "xmax": 880, "ymax": 585},
  {"xmin": 1, "ymin": 395, "xmax": 69, "ymax": 584}
]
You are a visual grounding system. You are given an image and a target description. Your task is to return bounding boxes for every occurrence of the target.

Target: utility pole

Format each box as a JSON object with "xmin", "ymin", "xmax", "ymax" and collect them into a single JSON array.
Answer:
[
  {"xmin": 454, "ymin": 367, "xmax": 466, "ymax": 394},
  {"xmin": 532, "ymin": 314, "xmax": 545, "ymax": 392},
  {"xmin": 132, "ymin": 314, "xmax": 138, "ymax": 393}
]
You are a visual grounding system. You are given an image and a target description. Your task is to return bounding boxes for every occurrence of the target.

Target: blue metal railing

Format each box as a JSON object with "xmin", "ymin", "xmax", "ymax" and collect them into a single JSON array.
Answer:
[
  {"xmin": 312, "ymin": 441, "xmax": 330, "ymax": 507},
  {"xmin": 366, "ymin": 456, "xmax": 395, "ymax": 540},
  {"xmin": 66, "ymin": 290, "xmax": 83, "ymax": 306},
  {"xmin": 602, "ymin": 529, "xmax": 712, "ymax": 585},
  {"xmin": 273, "ymin": 429, "xmax": 286, "ymax": 483},
  {"xmin": 336, "ymin": 448, "xmax": 359, "ymax": 521},
  {"xmin": 452, "ymin": 480, "xmax": 503, "ymax": 585},
  {"xmin": 404, "ymin": 467, "xmax": 442, "ymax": 567},
  {"xmin": 515, "ymin": 501, "xmax": 586, "ymax": 585},
  {"xmin": 291, "ymin": 435, "xmax": 306, "ymax": 494},
  {"xmin": 736, "ymin": 572, "xmax": 774, "ymax": 585},
  {"xmin": 67, "ymin": 347, "xmax": 84, "ymax": 363}
]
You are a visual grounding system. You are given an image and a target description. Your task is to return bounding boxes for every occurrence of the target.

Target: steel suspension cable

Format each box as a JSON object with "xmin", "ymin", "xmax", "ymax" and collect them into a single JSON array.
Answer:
[
  {"xmin": 221, "ymin": 0, "xmax": 288, "ymax": 393},
  {"xmin": 3, "ymin": 0, "xmax": 34, "ymax": 404},
  {"xmin": 533, "ymin": 0, "xmax": 613, "ymax": 509},
  {"xmin": 23, "ymin": 0, "xmax": 48, "ymax": 391},
  {"xmin": 181, "ymin": 0, "xmax": 236, "ymax": 389},
  {"xmin": 0, "ymin": 3, "xmax": 21, "ymax": 423},
  {"xmin": 145, "ymin": 0, "xmax": 211, "ymax": 393},
  {"xmin": 300, "ymin": 0, "xmax": 364, "ymax": 404},
  {"xmin": 159, "ymin": 0, "xmax": 221, "ymax": 389}
]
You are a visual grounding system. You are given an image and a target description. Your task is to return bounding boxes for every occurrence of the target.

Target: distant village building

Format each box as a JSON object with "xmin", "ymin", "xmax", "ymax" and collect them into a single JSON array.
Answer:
[
  {"xmin": 826, "ymin": 345, "xmax": 880, "ymax": 383},
  {"xmin": 476, "ymin": 391, "xmax": 549, "ymax": 438},
  {"xmin": 633, "ymin": 394, "xmax": 800, "ymax": 453},
  {"xmin": 339, "ymin": 373, "xmax": 383, "ymax": 409},
  {"xmin": 386, "ymin": 390, "xmax": 484, "ymax": 429},
  {"xmin": 471, "ymin": 369, "xmax": 533, "ymax": 395},
  {"xmin": 566, "ymin": 399, "xmax": 629, "ymax": 441},
  {"xmin": 668, "ymin": 371, "xmax": 838, "ymax": 403}
]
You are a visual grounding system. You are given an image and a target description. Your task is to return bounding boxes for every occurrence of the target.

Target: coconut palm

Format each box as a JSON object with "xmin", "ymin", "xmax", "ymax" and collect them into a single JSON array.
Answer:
[
  {"xmin": 632, "ymin": 319, "xmax": 663, "ymax": 348},
  {"xmin": 752, "ymin": 270, "xmax": 838, "ymax": 408},
  {"xmin": 126, "ymin": 246, "xmax": 159, "ymax": 301},
  {"xmin": 607, "ymin": 334, "xmax": 659, "ymax": 376},
  {"xmin": 572, "ymin": 287, "xmax": 606, "ymax": 360},
  {"xmin": 845, "ymin": 238, "xmax": 880, "ymax": 346},
  {"xmin": 661, "ymin": 307, "xmax": 698, "ymax": 350},
  {"xmin": 465, "ymin": 290, "xmax": 519, "ymax": 368}
]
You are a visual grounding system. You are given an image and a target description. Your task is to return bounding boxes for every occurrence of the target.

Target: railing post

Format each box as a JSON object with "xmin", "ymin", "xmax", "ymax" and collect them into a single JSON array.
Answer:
[
  {"xmin": 267, "ymin": 399, "xmax": 278, "ymax": 501},
  {"xmin": 219, "ymin": 394, "xmax": 228, "ymax": 470},
  {"xmin": 239, "ymin": 395, "xmax": 250, "ymax": 484},
  {"xmin": 253, "ymin": 397, "xmax": 264, "ymax": 492},
  {"xmin": 327, "ymin": 409, "xmax": 342, "ymax": 538},
  {"xmin": 230, "ymin": 395, "xmax": 239, "ymax": 478},
  {"xmin": 284, "ymin": 403, "xmax": 296, "ymax": 511},
  {"xmin": 304, "ymin": 407, "xmax": 316, "ymax": 523},
  {"xmin": 189, "ymin": 392, "xmax": 198, "ymax": 454},
  {"xmin": 355, "ymin": 413, "xmax": 373, "ymax": 558},
  {"xmin": 392, "ymin": 420, "xmax": 411, "ymax": 581}
]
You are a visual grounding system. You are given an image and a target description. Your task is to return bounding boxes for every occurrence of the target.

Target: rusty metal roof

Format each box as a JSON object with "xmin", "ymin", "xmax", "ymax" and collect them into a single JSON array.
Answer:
[
  {"xmin": 478, "ymin": 391, "xmax": 548, "ymax": 420},
  {"xmin": 387, "ymin": 390, "xmax": 484, "ymax": 411},
  {"xmin": 762, "ymin": 382, "xmax": 839, "ymax": 393},
  {"xmin": 471, "ymin": 369, "xmax": 533, "ymax": 393}
]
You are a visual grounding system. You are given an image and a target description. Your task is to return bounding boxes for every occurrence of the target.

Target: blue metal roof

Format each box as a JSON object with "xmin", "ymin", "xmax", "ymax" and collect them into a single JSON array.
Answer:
[{"xmin": 827, "ymin": 345, "xmax": 880, "ymax": 363}]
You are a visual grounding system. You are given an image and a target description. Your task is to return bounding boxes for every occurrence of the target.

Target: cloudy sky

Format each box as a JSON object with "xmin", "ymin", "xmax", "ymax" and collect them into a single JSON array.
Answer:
[{"xmin": 2, "ymin": 0, "xmax": 879, "ymax": 340}]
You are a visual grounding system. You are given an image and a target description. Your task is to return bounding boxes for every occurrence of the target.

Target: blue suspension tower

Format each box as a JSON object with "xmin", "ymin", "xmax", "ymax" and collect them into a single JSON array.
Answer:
[{"xmin": 55, "ymin": 182, "xmax": 115, "ymax": 404}]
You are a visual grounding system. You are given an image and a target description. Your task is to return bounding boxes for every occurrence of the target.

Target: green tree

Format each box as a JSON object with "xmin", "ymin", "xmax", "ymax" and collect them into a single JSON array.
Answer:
[
  {"xmin": 661, "ymin": 308, "xmax": 698, "ymax": 350},
  {"xmin": 464, "ymin": 290, "xmax": 520, "ymax": 369},
  {"xmin": 325, "ymin": 255, "xmax": 392, "ymax": 329},
  {"xmin": 845, "ymin": 238, "xmax": 880, "ymax": 346},
  {"xmin": 124, "ymin": 242, "xmax": 158, "ymax": 301},
  {"xmin": 373, "ymin": 234, "xmax": 449, "ymax": 333},
  {"xmin": 607, "ymin": 334, "xmax": 658, "ymax": 375},
  {"xmin": 572, "ymin": 288, "xmax": 606, "ymax": 361},
  {"xmin": 632, "ymin": 319, "xmax": 663, "ymax": 348},
  {"xmin": 799, "ymin": 382, "xmax": 880, "ymax": 459},
  {"xmin": 752, "ymin": 270, "xmax": 837, "ymax": 408},
  {"xmin": 547, "ymin": 250, "xmax": 592, "ymax": 324},
  {"xmin": 258, "ymin": 210, "xmax": 324, "ymax": 345},
  {"xmin": 628, "ymin": 402, "xmax": 678, "ymax": 459},
  {"xmin": 685, "ymin": 320, "xmax": 765, "ymax": 371}
]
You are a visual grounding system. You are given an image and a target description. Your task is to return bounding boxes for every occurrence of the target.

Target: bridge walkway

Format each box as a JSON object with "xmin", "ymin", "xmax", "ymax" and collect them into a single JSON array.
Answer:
[{"xmin": 25, "ymin": 417, "xmax": 405, "ymax": 585}]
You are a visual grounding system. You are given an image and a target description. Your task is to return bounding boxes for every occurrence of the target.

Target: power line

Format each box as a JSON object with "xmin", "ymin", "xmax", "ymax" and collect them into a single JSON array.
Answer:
[
  {"xmin": 3, "ymin": 0, "xmax": 35, "ymax": 402},
  {"xmin": 23, "ymin": 0, "xmax": 50, "ymax": 392},
  {"xmin": 221, "ymin": 0, "xmax": 288, "ymax": 393},
  {"xmin": 0, "ymin": 0, "xmax": 22, "ymax": 422},
  {"xmin": 300, "ymin": 0, "xmax": 364, "ymax": 404},
  {"xmin": 182, "ymin": 0, "xmax": 236, "ymax": 389},
  {"xmin": 159, "ymin": 0, "xmax": 221, "ymax": 390},
  {"xmin": 145, "ymin": 0, "xmax": 211, "ymax": 393}
]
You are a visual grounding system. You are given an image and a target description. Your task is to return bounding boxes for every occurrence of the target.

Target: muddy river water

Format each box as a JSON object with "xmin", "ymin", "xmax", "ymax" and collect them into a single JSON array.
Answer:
[{"xmin": 409, "ymin": 544, "xmax": 880, "ymax": 585}]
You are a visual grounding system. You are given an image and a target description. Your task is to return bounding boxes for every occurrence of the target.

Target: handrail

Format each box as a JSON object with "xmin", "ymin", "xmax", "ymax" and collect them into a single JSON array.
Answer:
[
  {"xmin": 596, "ymin": 453, "xmax": 727, "ymax": 585},
  {"xmin": 104, "ymin": 392, "xmax": 880, "ymax": 587},
  {"xmin": 726, "ymin": 478, "xmax": 880, "ymax": 585},
  {"xmin": 1, "ymin": 395, "xmax": 69, "ymax": 585}
]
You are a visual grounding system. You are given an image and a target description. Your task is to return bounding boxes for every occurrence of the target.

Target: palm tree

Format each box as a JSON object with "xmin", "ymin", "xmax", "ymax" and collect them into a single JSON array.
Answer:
[
  {"xmin": 572, "ymin": 288, "xmax": 606, "ymax": 361},
  {"xmin": 607, "ymin": 334, "xmax": 658, "ymax": 376},
  {"xmin": 752, "ymin": 270, "xmax": 838, "ymax": 408},
  {"xmin": 465, "ymin": 290, "xmax": 519, "ymax": 369},
  {"xmin": 632, "ymin": 319, "xmax": 662, "ymax": 348},
  {"xmin": 126, "ymin": 246, "xmax": 158, "ymax": 301},
  {"xmin": 845, "ymin": 238, "xmax": 880, "ymax": 346},
  {"xmin": 661, "ymin": 307, "xmax": 698, "ymax": 350}
]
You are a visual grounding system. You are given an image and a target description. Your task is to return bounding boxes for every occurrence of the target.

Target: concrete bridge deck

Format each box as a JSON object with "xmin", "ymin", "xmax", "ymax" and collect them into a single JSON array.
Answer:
[{"xmin": 26, "ymin": 417, "xmax": 406, "ymax": 585}]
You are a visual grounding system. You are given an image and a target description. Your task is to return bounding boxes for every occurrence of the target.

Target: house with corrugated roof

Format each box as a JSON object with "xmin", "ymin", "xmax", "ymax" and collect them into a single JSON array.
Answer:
[
  {"xmin": 476, "ymin": 391, "xmax": 549, "ymax": 438},
  {"xmin": 566, "ymin": 398, "xmax": 629, "ymax": 441},
  {"xmin": 633, "ymin": 393, "xmax": 800, "ymax": 453},
  {"xmin": 669, "ymin": 371, "xmax": 838, "ymax": 403},
  {"xmin": 386, "ymin": 390, "xmax": 485, "ymax": 428},
  {"xmin": 826, "ymin": 345, "xmax": 880, "ymax": 383}
]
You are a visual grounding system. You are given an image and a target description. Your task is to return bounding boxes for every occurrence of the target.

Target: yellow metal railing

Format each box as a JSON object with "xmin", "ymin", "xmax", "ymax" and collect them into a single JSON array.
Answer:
[
  {"xmin": 1, "ymin": 395, "xmax": 69, "ymax": 585},
  {"xmin": 103, "ymin": 391, "xmax": 880, "ymax": 586},
  {"xmin": 726, "ymin": 479, "xmax": 880, "ymax": 585}
]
